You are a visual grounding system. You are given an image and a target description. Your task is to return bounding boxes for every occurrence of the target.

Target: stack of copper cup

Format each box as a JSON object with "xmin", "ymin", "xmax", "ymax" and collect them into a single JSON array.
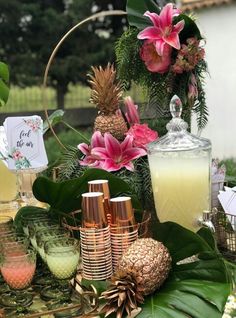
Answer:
[
  {"xmin": 88, "ymin": 179, "xmax": 111, "ymax": 224},
  {"xmin": 109, "ymin": 197, "xmax": 138, "ymax": 270},
  {"xmin": 80, "ymin": 192, "xmax": 113, "ymax": 280}
]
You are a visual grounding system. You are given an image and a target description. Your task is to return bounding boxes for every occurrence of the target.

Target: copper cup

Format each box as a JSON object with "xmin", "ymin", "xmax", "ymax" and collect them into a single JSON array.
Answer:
[
  {"xmin": 88, "ymin": 180, "xmax": 111, "ymax": 224},
  {"xmin": 88, "ymin": 180, "xmax": 110, "ymax": 199},
  {"xmin": 110, "ymin": 197, "xmax": 136, "ymax": 231},
  {"xmin": 81, "ymin": 192, "xmax": 107, "ymax": 229}
]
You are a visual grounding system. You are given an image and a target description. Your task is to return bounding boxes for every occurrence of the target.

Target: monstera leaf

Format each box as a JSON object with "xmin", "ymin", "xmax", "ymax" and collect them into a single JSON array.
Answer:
[
  {"xmin": 32, "ymin": 168, "xmax": 141, "ymax": 214},
  {"xmin": 126, "ymin": 0, "xmax": 159, "ymax": 29},
  {"xmin": 137, "ymin": 222, "xmax": 232, "ymax": 318}
]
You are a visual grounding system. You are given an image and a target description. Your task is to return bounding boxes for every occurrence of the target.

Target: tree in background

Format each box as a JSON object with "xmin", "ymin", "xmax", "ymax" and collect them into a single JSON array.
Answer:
[{"xmin": 0, "ymin": 0, "xmax": 126, "ymax": 109}]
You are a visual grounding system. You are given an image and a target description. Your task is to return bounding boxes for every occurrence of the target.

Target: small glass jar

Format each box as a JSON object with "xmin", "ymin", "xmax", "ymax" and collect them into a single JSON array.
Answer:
[{"xmin": 147, "ymin": 96, "xmax": 211, "ymax": 231}]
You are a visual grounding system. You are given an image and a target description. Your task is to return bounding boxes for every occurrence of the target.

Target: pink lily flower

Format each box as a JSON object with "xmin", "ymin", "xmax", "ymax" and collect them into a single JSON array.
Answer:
[
  {"xmin": 124, "ymin": 96, "xmax": 140, "ymax": 125},
  {"xmin": 91, "ymin": 133, "xmax": 146, "ymax": 172},
  {"xmin": 137, "ymin": 4, "xmax": 185, "ymax": 56},
  {"xmin": 77, "ymin": 131, "xmax": 105, "ymax": 168}
]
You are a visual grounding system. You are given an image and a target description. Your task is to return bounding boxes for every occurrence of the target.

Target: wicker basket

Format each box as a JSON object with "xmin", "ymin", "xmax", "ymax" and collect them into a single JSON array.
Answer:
[{"xmin": 211, "ymin": 209, "xmax": 236, "ymax": 261}]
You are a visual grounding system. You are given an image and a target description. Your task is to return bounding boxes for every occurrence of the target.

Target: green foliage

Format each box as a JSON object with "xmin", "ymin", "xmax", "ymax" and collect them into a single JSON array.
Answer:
[
  {"xmin": 43, "ymin": 110, "xmax": 65, "ymax": 134},
  {"xmin": 116, "ymin": 28, "xmax": 150, "ymax": 88},
  {"xmin": 44, "ymin": 128, "xmax": 91, "ymax": 164},
  {"xmin": 89, "ymin": 222, "xmax": 233, "ymax": 317},
  {"xmin": 126, "ymin": 0, "xmax": 159, "ymax": 29},
  {"xmin": 116, "ymin": 0, "xmax": 209, "ymax": 130},
  {"xmin": 0, "ymin": 0, "xmax": 127, "ymax": 108},
  {"xmin": 0, "ymin": 62, "xmax": 10, "ymax": 107},
  {"xmin": 174, "ymin": 14, "xmax": 202, "ymax": 41},
  {"xmin": 193, "ymin": 59, "xmax": 209, "ymax": 130},
  {"xmin": 31, "ymin": 169, "xmax": 141, "ymax": 215},
  {"xmin": 221, "ymin": 158, "xmax": 236, "ymax": 187},
  {"xmin": 138, "ymin": 222, "xmax": 232, "ymax": 318},
  {"xmin": 57, "ymin": 145, "xmax": 85, "ymax": 181}
]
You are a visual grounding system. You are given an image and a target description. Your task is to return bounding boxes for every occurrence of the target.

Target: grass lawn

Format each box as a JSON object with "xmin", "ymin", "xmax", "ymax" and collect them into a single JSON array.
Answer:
[{"xmin": 0, "ymin": 84, "xmax": 145, "ymax": 113}]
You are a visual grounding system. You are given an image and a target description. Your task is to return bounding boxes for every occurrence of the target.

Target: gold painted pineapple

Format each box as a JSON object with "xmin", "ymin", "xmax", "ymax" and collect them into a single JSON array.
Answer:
[{"xmin": 88, "ymin": 63, "xmax": 128, "ymax": 140}]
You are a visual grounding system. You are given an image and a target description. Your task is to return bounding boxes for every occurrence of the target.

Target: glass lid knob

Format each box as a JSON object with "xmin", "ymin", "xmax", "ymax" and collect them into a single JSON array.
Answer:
[
  {"xmin": 170, "ymin": 95, "xmax": 182, "ymax": 118},
  {"xmin": 167, "ymin": 95, "xmax": 188, "ymax": 132}
]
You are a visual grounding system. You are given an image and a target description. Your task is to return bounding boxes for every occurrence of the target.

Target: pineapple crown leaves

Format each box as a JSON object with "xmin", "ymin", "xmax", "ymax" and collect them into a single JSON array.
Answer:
[
  {"xmin": 87, "ymin": 63, "xmax": 123, "ymax": 114},
  {"xmin": 100, "ymin": 269, "xmax": 144, "ymax": 318}
]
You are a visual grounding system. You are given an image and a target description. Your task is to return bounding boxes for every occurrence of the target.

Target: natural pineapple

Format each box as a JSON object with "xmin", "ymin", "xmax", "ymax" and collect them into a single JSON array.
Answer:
[
  {"xmin": 88, "ymin": 63, "xmax": 128, "ymax": 140},
  {"xmin": 117, "ymin": 238, "xmax": 172, "ymax": 295}
]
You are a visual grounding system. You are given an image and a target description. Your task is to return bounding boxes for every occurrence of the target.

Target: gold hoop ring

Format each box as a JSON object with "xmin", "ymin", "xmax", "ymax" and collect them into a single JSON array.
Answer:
[{"xmin": 42, "ymin": 10, "xmax": 127, "ymax": 150}]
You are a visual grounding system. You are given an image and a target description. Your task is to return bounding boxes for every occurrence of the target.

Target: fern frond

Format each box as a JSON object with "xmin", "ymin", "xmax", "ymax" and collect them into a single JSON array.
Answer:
[
  {"xmin": 57, "ymin": 145, "xmax": 85, "ymax": 181},
  {"xmin": 193, "ymin": 75, "xmax": 208, "ymax": 131}
]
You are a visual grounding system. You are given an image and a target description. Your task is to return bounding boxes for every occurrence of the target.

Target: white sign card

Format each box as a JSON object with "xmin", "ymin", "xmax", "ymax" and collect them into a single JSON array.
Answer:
[{"xmin": 3, "ymin": 116, "xmax": 48, "ymax": 170}]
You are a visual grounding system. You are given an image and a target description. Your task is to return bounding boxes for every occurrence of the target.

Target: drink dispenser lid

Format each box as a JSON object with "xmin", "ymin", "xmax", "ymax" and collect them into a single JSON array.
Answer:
[{"xmin": 147, "ymin": 95, "xmax": 211, "ymax": 153}]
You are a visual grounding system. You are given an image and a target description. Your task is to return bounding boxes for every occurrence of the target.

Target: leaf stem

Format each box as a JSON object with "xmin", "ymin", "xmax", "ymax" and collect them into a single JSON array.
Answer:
[{"xmin": 62, "ymin": 121, "xmax": 90, "ymax": 143}]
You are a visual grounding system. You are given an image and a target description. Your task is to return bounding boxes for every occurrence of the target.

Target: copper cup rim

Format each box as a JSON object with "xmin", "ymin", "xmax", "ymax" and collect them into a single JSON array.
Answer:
[
  {"xmin": 80, "ymin": 237, "xmax": 110, "ymax": 243},
  {"xmin": 82, "ymin": 260, "xmax": 112, "ymax": 266},
  {"xmin": 81, "ymin": 242, "xmax": 111, "ymax": 248},
  {"xmin": 81, "ymin": 246, "xmax": 111, "ymax": 252},
  {"xmin": 88, "ymin": 179, "xmax": 109, "ymax": 185},
  {"xmin": 81, "ymin": 249, "xmax": 112, "ymax": 256},
  {"xmin": 82, "ymin": 191, "xmax": 104, "ymax": 198},
  {"xmin": 81, "ymin": 237, "xmax": 111, "ymax": 243},
  {"xmin": 82, "ymin": 268, "xmax": 113, "ymax": 274},
  {"xmin": 110, "ymin": 223, "xmax": 139, "ymax": 231},
  {"xmin": 82, "ymin": 268, "xmax": 113, "ymax": 275},
  {"xmin": 83, "ymin": 274, "xmax": 112, "ymax": 280},
  {"xmin": 80, "ymin": 226, "xmax": 110, "ymax": 233},
  {"xmin": 110, "ymin": 234, "xmax": 138, "ymax": 239},
  {"xmin": 80, "ymin": 231, "xmax": 110, "ymax": 237},
  {"xmin": 82, "ymin": 255, "xmax": 112, "ymax": 260},
  {"xmin": 82, "ymin": 255, "xmax": 111, "ymax": 264},
  {"xmin": 110, "ymin": 196, "xmax": 131, "ymax": 203},
  {"xmin": 81, "ymin": 241, "xmax": 111, "ymax": 248},
  {"xmin": 110, "ymin": 231, "xmax": 138, "ymax": 237}
]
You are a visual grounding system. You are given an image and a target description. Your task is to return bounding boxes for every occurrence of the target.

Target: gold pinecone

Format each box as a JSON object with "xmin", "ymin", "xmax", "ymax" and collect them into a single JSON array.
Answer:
[
  {"xmin": 100, "ymin": 269, "xmax": 144, "ymax": 318},
  {"xmin": 118, "ymin": 238, "xmax": 172, "ymax": 295},
  {"xmin": 88, "ymin": 63, "xmax": 128, "ymax": 140}
]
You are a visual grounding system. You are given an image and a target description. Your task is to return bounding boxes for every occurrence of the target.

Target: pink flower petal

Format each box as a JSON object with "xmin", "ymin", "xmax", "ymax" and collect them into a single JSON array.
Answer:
[
  {"xmin": 154, "ymin": 39, "xmax": 167, "ymax": 56},
  {"xmin": 159, "ymin": 3, "xmax": 174, "ymax": 29},
  {"xmin": 173, "ymin": 20, "xmax": 185, "ymax": 34},
  {"xmin": 102, "ymin": 159, "xmax": 121, "ymax": 172},
  {"xmin": 77, "ymin": 143, "xmax": 90, "ymax": 156},
  {"xmin": 163, "ymin": 32, "xmax": 181, "ymax": 50},
  {"xmin": 124, "ymin": 162, "xmax": 134, "ymax": 171},
  {"xmin": 122, "ymin": 148, "xmax": 147, "ymax": 164},
  {"xmin": 91, "ymin": 147, "xmax": 109, "ymax": 159},
  {"xmin": 91, "ymin": 131, "xmax": 105, "ymax": 148},
  {"xmin": 104, "ymin": 133, "xmax": 122, "ymax": 161},
  {"xmin": 121, "ymin": 135, "xmax": 133, "ymax": 152},
  {"xmin": 144, "ymin": 11, "xmax": 160, "ymax": 28},
  {"xmin": 137, "ymin": 27, "xmax": 161, "ymax": 40}
]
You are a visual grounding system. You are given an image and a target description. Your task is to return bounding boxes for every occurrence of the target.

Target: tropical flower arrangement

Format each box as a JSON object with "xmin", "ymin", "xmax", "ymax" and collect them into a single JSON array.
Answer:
[
  {"xmin": 115, "ymin": 0, "xmax": 208, "ymax": 129},
  {"xmin": 77, "ymin": 96, "xmax": 157, "ymax": 172},
  {"xmin": 9, "ymin": 2, "xmax": 236, "ymax": 317}
]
